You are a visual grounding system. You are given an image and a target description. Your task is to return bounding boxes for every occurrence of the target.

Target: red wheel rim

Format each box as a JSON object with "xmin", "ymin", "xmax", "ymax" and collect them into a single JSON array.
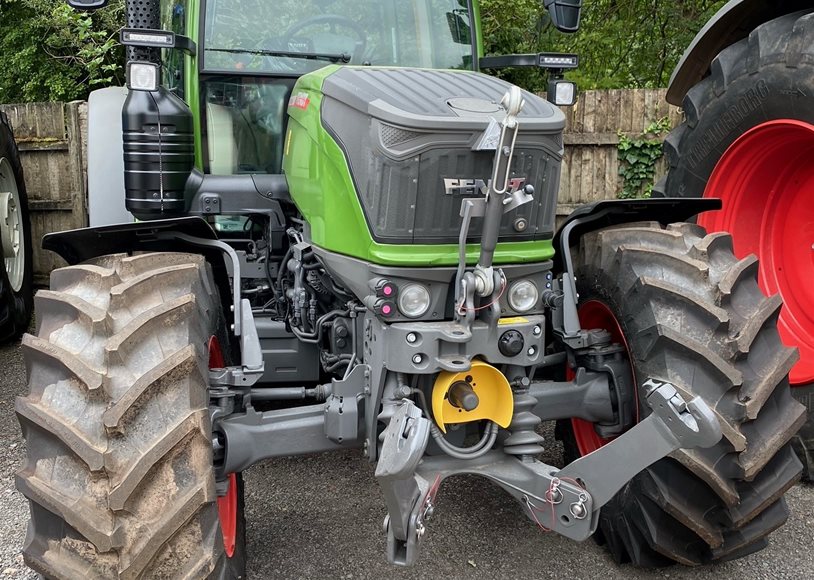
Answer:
[
  {"xmin": 700, "ymin": 120, "xmax": 814, "ymax": 385},
  {"xmin": 209, "ymin": 336, "xmax": 225, "ymax": 369},
  {"xmin": 217, "ymin": 473, "xmax": 238, "ymax": 557},
  {"xmin": 209, "ymin": 336, "xmax": 236, "ymax": 557},
  {"xmin": 569, "ymin": 300, "xmax": 635, "ymax": 455}
]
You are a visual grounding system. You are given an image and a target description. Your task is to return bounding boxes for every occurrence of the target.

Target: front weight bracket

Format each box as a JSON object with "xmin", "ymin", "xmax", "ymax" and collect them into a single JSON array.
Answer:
[{"xmin": 558, "ymin": 377, "xmax": 722, "ymax": 509}]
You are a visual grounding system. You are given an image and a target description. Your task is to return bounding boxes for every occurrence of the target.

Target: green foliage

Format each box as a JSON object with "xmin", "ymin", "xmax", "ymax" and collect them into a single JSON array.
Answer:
[
  {"xmin": 0, "ymin": 0, "xmax": 124, "ymax": 103},
  {"xmin": 616, "ymin": 117, "xmax": 671, "ymax": 199},
  {"xmin": 481, "ymin": 0, "xmax": 727, "ymax": 90}
]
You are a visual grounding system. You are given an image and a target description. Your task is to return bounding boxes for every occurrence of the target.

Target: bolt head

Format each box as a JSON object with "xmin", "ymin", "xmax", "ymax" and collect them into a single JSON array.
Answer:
[
  {"xmin": 527, "ymin": 346, "xmax": 537, "ymax": 356},
  {"xmin": 412, "ymin": 354, "xmax": 423, "ymax": 365},
  {"xmin": 532, "ymin": 325, "xmax": 542, "ymax": 336},
  {"xmin": 406, "ymin": 332, "xmax": 417, "ymax": 344}
]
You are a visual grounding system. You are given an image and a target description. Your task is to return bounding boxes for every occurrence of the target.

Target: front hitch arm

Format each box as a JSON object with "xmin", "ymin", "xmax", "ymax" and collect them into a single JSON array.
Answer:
[
  {"xmin": 558, "ymin": 377, "xmax": 722, "ymax": 508},
  {"xmin": 374, "ymin": 378, "xmax": 722, "ymax": 566}
]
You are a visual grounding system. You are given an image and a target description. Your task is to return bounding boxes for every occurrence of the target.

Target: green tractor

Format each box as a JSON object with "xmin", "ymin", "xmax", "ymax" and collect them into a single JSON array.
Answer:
[{"xmin": 15, "ymin": 0, "xmax": 804, "ymax": 577}]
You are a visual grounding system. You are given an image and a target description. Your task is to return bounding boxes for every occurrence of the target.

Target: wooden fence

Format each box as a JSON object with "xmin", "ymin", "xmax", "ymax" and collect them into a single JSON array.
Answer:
[
  {"xmin": 0, "ymin": 90, "xmax": 681, "ymax": 282},
  {"xmin": 557, "ymin": 88, "xmax": 681, "ymax": 217},
  {"xmin": 0, "ymin": 102, "xmax": 87, "ymax": 285}
]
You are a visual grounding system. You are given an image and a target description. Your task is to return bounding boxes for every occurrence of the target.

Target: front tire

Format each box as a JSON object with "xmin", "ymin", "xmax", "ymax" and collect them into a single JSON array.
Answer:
[
  {"xmin": 655, "ymin": 10, "xmax": 814, "ymax": 478},
  {"xmin": 558, "ymin": 222, "xmax": 805, "ymax": 566},
  {"xmin": 16, "ymin": 252, "xmax": 246, "ymax": 579}
]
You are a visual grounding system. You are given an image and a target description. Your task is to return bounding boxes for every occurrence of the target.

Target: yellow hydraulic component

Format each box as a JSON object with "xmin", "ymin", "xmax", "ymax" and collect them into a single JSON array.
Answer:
[{"xmin": 431, "ymin": 360, "xmax": 514, "ymax": 433}]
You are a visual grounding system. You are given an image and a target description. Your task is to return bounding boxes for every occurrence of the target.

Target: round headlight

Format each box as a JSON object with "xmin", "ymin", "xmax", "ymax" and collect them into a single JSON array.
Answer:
[
  {"xmin": 398, "ymin": 284, "xmax": 431, "ymax": 318},
  {"xmin": 508, "ymin": 280, "xmax": 538, "ymax": 313}
]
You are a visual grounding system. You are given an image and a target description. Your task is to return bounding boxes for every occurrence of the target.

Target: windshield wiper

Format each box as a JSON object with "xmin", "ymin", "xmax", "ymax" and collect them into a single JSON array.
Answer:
[{"xmin": 206, "ymin": 47, "xmax": 351, "ymax": 63}]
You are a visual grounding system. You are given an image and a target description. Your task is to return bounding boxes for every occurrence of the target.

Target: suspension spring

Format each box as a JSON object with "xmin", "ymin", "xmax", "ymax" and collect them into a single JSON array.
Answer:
[{"xmin": 503, "ymin": 376, "xmax": 545, "ymax": 459}]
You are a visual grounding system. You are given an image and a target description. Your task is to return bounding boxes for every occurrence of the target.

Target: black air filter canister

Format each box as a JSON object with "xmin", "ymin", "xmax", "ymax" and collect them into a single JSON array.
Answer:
[{"xmin": 122, "ymin": 87, "xmax": 194, "ymax": 220}]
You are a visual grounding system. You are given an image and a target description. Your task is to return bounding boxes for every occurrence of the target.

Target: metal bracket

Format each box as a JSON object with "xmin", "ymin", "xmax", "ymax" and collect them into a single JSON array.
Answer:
[
  {"xmin": 558, "ymin": 377, "xmax": 722, "ymax": 509},
  {"xmin": 156, "ymin": 232, "xmax": 265, "ymax": 386},
  {"xmin": 375, "ymin": 400, "xmax": 431, "ymax": 566}
]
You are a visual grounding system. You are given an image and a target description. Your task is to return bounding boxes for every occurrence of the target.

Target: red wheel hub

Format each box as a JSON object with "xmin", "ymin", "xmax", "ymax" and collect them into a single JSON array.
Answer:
[
  {"xmin": 700, "ymin": 120, "xmax": 814, "ymax": 385},
  {"xmin": 217, "ymin": 473, "xmax": 238, "ymax": 557},
  {"xmin": 569, "ymin": 300, "xmax": 635, "ymax": 455}
]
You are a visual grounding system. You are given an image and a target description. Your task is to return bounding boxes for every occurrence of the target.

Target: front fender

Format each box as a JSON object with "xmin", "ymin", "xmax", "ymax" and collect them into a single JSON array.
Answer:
[
  {"xmin": 552, "ymin": 198, "xmax": 721, "ymax": 272},
  {"xmin": 43, "ymin": 217, "xmax": 217, "ymax": 265},
  {"xmin": 666, "ymin": 0, "xmax": 813, "ymax": 106}
]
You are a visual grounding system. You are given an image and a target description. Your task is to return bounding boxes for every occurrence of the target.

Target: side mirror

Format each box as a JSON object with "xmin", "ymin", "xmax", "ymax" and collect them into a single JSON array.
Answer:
[
  {"xmin": 67, "ymin": 0, "xmax": 109, "ymax": 10},
  {"xmin": 543, "ymin": 0, "xmax": 582, "ymax": 33}
]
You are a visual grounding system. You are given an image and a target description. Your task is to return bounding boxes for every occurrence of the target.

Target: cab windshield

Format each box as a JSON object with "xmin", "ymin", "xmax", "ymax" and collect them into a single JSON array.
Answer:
[{"xmin": 203, "ymin": 0, "xmax": 475, "ymax": 74}]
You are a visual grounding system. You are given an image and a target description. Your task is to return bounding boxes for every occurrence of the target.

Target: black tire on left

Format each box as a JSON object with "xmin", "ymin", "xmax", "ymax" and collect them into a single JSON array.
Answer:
[
  {"xmin": 16, "ymin": 252, "xmax": 246, "ymax": 579},
  {"xmin": 0, "ymin": 112, "xmax": 33, "ymax": 341}
]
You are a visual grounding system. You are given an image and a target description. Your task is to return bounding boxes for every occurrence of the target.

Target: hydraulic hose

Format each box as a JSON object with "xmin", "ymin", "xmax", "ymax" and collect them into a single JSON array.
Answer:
[{"xmin": 397, "ymin": 373, "xmax": 498, "ymax": 460}]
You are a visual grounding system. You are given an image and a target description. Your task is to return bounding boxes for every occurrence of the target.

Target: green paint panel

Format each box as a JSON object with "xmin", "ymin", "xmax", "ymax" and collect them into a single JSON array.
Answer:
[{"xmin": 283, "ymin": 67, "xmax": 555, "ymax": 267}]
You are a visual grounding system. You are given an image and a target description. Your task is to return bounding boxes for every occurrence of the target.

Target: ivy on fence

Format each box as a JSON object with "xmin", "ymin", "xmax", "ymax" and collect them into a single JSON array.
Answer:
[{"xmin": 616, "ymin": 117, "xmax": 671, "ymax": 199}]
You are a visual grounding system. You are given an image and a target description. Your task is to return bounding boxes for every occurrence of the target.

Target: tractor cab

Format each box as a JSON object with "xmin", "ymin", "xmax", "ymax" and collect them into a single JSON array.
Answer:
[{"xmin": 163, "ymin": 0, "xmax": 480, "ymax": 176}]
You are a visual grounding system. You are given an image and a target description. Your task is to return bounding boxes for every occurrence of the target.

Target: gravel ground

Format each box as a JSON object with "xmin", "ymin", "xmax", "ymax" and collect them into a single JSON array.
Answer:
[{"xmin": 0, "ymin": 339, "xmax": 811, "ymax": 579}]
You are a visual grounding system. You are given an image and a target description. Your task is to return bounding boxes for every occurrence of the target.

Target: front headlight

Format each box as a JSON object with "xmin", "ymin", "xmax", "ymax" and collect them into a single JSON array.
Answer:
[
  {"xmin": 398, "ymin": 283, "xmax": 431, "ymax": 318},
  {"xmin": 508, "ymin": 279, "xmax": 539, "ymax": 312}
]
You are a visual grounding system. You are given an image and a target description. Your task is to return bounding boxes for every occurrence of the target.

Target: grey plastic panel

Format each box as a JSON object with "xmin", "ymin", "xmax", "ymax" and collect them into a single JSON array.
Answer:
[
  {"xmin": 322, "ymin": 68, "xmax": 563, "ymax": 130},
  {"xmin": 320, "ymin": 68, "xmax": 563, "ymax": 244},
  {"xmin": 88, "ymin": 87, "xmax": 133, "ymax": 226},
  {"xmin": 255, "ymin": 317, "xmax": 320, "ymax": 384}
]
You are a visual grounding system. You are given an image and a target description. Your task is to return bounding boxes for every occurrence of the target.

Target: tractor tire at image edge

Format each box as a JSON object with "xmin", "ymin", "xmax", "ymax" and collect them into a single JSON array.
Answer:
[
  {"xmin": 15, "ymin": 252, "xmax": 245, "ymax": 579},
  {"xmin": 0, "ymin": 112, "xmax": 33, "ymax": 342},
  {"xmin": 654, "ymin": 10, "xmax": 814, "ymax": 478},
  {"xmin": 557, "ymin": 222, "xmax": 805, "ymax": 566}
]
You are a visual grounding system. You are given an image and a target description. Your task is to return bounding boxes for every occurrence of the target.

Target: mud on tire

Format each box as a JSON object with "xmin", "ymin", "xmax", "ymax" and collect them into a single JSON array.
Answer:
[
  {"xmin": 558, "ymin": 222, "xmax": 806, "ymax": 566},
  {"xmin": 15, "ymin": 252, "xmax": 244, "ymax": 579}
]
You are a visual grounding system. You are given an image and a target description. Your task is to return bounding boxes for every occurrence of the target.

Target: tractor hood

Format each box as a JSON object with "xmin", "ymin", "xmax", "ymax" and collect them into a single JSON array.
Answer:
[
  {"xmin": 320, "ymin": 67, "xmax": 565, "ymax": 132},
  {"xmin": 284, "ymin": 66, "xmax": 564, "ymax": 264}
]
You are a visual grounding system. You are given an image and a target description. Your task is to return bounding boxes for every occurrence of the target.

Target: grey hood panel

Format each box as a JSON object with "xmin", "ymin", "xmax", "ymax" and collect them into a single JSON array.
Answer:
[{"xmin": 322, "ymin": 67, "xmax": 564, "ymax": 132}]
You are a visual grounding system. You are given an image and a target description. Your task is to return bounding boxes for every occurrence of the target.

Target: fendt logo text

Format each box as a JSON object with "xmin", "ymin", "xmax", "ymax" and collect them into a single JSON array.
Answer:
[{"xmin": 443, "ymin": 177, "xmax": 526, "ymax": 196}]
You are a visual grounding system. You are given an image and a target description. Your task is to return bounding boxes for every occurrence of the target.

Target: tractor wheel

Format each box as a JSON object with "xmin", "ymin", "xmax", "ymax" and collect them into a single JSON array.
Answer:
[
  {"xmin": 653, "ymin": 11, "xmax": 814, "ymax": 478},
  {"xmin": 556, "ymin": 222, "xmax": 805, "ymax": 566},
  {"xmin": 0, "ymin": 112, "xmax": 33, "ymax": 341},
  {"xmin": 15, "ymin": 252, "xmax": 246, "ymax": 579}
]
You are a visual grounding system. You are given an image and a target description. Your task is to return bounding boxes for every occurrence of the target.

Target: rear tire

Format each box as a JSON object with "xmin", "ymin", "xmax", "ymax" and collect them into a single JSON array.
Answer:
[
  {"xmin": 654, "ymin": 10, "xmax": 814, "ymax": 478},
  {"xmin": 16, "ymin": 252, "xmax": 246, "ymax": 579},
  {"xmin": 558, "ymin": 222, "xmax": 805, "ymax": 566},
  {"xmin": 0, "ymin": 112, "xmax": 33, "ymax": 341}
]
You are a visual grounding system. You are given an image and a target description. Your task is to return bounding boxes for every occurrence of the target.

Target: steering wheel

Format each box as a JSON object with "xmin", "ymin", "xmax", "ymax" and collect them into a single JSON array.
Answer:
[{"xmin": 282, "ymin": 14, "xmax": 367, "ymax": 60}]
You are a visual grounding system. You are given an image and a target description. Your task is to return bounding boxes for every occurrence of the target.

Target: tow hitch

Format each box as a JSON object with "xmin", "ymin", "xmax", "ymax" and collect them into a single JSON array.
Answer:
[{"xmin": 376, "ymin": 377, "xmax": 721, "ymax": 565}]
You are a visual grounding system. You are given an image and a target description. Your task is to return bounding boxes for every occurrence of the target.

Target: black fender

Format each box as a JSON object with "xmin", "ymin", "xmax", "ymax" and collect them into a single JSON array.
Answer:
[
  {"xmin": 666, "ymin": 0, "xmax": 813, "ymax": 106},
  {"xmin": 42, "ymin": 217, "xmax": 235, "ymax": 320},
  {"xmin": 552, "ymin": 198, "xmax": 721, "ymax": 273},
  {"xmin": 43, "ymin": 216, "xmax": 218, "ymax": 264}
]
